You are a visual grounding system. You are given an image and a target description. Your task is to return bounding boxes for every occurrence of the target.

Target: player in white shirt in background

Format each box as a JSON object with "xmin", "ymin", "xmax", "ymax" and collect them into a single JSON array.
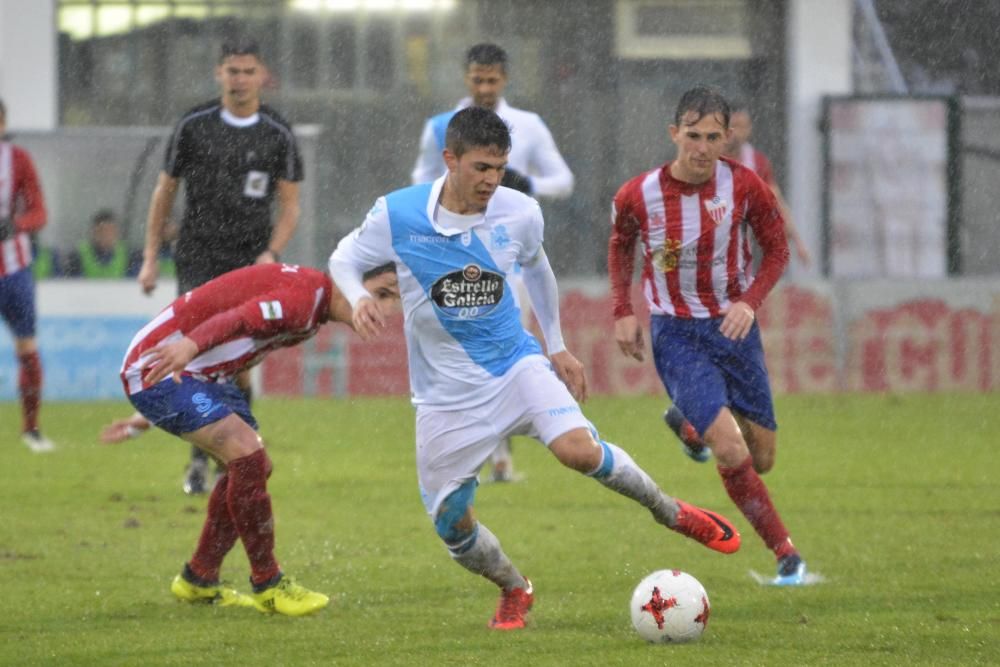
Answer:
[
  {"xmin": 331, "ymin": 107, "xmax": 740, "ymax": 631},
  {"xmin": 411, "ymin": 42, "xmax": 574, "ymax": 482}
]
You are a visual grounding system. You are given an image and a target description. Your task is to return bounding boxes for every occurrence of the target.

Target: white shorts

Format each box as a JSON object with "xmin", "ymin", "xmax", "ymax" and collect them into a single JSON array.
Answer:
[{"xmin": 415, "ymin": 355, "xmax": 590, "ymax": 516}]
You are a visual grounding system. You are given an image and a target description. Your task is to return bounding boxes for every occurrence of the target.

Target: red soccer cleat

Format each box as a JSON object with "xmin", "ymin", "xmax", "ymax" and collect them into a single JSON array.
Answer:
[
  {"xmin": 672, "ymin": 501, "xmax": 741, "ymax": 554},
  {"xmin": 488, "ymin": 578, "xmax": 534, "ymax": 630}
]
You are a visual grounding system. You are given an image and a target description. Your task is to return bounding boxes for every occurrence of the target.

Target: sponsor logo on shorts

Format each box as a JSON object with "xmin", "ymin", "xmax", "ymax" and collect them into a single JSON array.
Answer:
[
  {"xmin": 430, "ymin": 264, "xmax": 505, "ymax": 318},
  {"xmin": 192, "ymin": 392, "xmax": 223, "ymax": 416}
]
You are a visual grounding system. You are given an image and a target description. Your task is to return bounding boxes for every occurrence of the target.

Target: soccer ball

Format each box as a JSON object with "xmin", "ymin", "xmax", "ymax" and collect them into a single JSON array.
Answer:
[{"xmin": 629, "ymin": 569, "xmax": 710, "ymax": 643}]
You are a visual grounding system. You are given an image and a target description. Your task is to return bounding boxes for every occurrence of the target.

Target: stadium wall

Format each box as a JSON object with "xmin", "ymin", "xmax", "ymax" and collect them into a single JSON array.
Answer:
[
  {"xmin": 260, "ymin": 278, "xmax": 1000, "ymax": 397},
  {"xmin": 3, "ymin": 278, "xmax": 995, "ymax": 402},
  {"xmin": 0, "ymin": 281, "xmax": 174, "ymax": 401}
]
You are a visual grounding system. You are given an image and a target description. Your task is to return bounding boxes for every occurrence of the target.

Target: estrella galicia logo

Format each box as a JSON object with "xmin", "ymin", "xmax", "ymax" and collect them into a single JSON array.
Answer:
[
  {"xmin": 430, "ymin": 263, "xmax": 505, "ymax": 318},
  {"xmin": 192, "ymin": 392, "xmax": 223, "ymax": 416},
  {"xmin": 491, "ymin": 225, "xmax": 511, "ymax": 249}
]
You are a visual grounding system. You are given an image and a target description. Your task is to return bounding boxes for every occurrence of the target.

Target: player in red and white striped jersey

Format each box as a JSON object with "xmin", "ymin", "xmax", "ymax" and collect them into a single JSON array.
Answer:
[
  {"xmin": 609, "ymin": 86, "xmax": 810, "ymax": 586},
  {"xmin": 102, "ymin": 262, "xmax": 398, "ymax": 613},
  {"xmin": 0, "ymin": 98, "xmax": 54, "ymax": 453},
  {"xmin": 726, "ymin": 101, "xmax": 811, "ymax": 267}
]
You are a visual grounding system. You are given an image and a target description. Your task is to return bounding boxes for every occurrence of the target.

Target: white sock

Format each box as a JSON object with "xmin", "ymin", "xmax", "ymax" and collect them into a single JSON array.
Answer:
[
  {"xmin": 450, "ymin": 523, "xmax": 527, "ymax": 591},
  {"xmin": 588, "ymin": 440, "xmax": 679, "ymax": 527}
]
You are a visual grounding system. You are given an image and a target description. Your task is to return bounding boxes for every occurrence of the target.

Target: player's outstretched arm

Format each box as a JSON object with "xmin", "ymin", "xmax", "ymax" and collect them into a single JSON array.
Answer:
[
  {"xmin": 329, "ymin": 196, "xmax": 397, "ymax": 338},
  {"xmin": 100, "ymin": 413, "xmax": 152, "ymax": 444}
]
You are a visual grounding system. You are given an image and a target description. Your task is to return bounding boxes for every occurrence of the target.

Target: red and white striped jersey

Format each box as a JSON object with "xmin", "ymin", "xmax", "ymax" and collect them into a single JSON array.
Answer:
[
  {"xmin": 737, "ymin": 142, "xmax": 776, "ymax": 187},
  {"xmin": 121, "ymin": 263, "xmax": 332, "ymax": 394},
  {"xmin": 0, "ymin": 141, "xmax": 47, "ymax": 277},
  {"xmin": 609, "ymin": 157, "xmax": 788, "ymax": 319}
]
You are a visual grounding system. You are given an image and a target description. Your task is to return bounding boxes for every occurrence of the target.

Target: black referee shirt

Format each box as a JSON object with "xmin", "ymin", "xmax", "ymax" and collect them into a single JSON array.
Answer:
[{"xmin": 164, "ymin": 100, "xmax": 303, "ymax": 271}]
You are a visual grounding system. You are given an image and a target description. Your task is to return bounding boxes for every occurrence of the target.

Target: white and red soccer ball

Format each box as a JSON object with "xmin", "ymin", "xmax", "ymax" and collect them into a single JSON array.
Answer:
[{"xmin": 630, "ymin": 569, "xmax": 710, "ymax": 643}]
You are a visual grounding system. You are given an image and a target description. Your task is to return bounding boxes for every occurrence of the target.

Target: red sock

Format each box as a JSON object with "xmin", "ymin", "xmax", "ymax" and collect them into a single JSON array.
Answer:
[
  {"xmin": 718, "ymin": 456, "xmax": 797, "ymax": 559},
  {"xmin": 227, "ymin": 450, "xmax": 280, "ymax": 586},
  {"xmin": 18, "ymin": 351, "xmax": 42, "ymax": 433},
  {"xmin": 188, "ymin": 472, "xmax": 239, "ymax": 583}
]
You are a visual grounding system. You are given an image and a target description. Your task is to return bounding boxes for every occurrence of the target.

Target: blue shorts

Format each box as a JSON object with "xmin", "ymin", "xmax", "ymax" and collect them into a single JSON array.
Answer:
[
  {"xmin": 128, "ymin": 375, "xmax": 258, "ymax": 437},
  {"xmin": 0, "ymin": 268, "xmax": 37, "ymax": 338},
  {"xmin": 651, "ymin": 314, "xmax": 776, "ymax": 436}
]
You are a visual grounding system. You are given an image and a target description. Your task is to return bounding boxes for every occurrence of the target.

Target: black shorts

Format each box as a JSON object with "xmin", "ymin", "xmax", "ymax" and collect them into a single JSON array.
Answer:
[{"xmin": 175, "ymin": 250, "xmax": 262, "ymax": 294}]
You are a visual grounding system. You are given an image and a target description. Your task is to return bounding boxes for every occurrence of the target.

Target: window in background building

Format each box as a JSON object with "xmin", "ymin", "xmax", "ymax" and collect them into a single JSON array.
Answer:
[{"xmin": 615, "ymin": 0, "xmax": 750, "ymax": 60}]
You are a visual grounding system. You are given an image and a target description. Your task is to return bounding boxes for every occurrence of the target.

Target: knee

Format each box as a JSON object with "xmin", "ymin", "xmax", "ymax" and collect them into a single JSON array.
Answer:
[
  {"xmin": 433, "ymin": 481, "xmax": 477, "ymax": 546},
  {"xmin": 208, "ymin": 422, "xmax": 262, "ymax": 463},
  {"xmin": 706, "ymin": 433, "xmax": 750, "ymax": 468},
  {"xmin": 15, "ymin": 338, "xmax": 38, "ymax": 356},
  {"xmin": 550, "ymin": 428, "xmax": 603, "ymax": 473}
]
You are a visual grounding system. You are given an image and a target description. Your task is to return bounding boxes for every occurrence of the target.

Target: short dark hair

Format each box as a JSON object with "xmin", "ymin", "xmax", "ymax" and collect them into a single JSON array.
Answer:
[
  {"xmin": 465, "ymin": 43, "xmax": 508, "ymax": 72},
  {"xmin": 92, "ymin": 209, "xmax": 117, "ymax": 226},
  {"xmin": 362, "ymin": 263, "xmax": 396, "ymax": 282},
  {"xmin": 674, "ymin": 85, "xmax": 731, "ymax": 128},
  {"xmin": 445, "ymin": 107, "xmax": 511, "ymax": 158},
  {"xmin": 219, "ymin": 37, "xmax": 261, "ymax": 63}
]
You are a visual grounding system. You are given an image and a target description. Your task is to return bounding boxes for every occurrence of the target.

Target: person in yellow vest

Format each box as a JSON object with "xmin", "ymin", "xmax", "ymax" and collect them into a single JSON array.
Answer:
[
  {"xmin": 64, "ymin": 209, "xmax": 142, "ymax": 279},
  {"xmin": 30, "ymin": 238, "xmax": 61, "ymax": 280}
]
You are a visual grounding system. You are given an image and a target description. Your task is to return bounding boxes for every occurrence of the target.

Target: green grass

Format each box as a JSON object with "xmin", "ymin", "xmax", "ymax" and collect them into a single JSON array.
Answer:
[{"xmin": 1, "ymin": 394, "xmax": 998, "ymax": 666}]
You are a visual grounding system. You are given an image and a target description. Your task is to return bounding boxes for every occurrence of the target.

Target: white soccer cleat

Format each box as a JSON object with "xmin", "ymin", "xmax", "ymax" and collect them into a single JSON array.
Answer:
[{"xmin": 22, "ymin": 430, "xmax": 56, "ymax": 453}]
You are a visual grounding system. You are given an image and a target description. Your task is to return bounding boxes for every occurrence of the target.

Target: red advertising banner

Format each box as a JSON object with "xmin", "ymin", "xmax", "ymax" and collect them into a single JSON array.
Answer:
[{"xmin": 261, "ymin": 283, "xmax": 1000, "ymax": 396}]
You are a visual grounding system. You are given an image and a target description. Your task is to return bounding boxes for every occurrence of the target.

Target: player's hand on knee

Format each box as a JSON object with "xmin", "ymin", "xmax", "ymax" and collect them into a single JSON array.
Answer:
[
  {"xmin": 719, "ymin": 302, "xmax": 754, "ymax": 341},
  {"xmin": 351, "ymin": 297, "xmax": 385, "ymax": 341},
  {"xmin": 140, "ymin": 336, "xmax": 199, "ymax": 385},
  {"xmin": 614, "ymin": 315, "xmax": 645, "ymax": 361},
  {"xmin": 550, "ymin": 350, "xmax": 588, "ymax": 404}
]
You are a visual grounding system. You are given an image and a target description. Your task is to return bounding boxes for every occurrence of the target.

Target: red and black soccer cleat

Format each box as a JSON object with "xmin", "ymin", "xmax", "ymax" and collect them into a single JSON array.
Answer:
[{"xmin": 672, "ymin": 501, "xmax": 741, "ymax": 554}]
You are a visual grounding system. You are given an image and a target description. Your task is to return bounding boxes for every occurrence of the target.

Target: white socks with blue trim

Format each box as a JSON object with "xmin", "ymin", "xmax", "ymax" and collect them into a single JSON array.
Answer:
[
  {"xmin": 451, "ymin": 523, "xmax": 527, "ymax": 592},
  {"xmin": 589, "ymin": 440, "xmax": 680, "ymax": 527}
]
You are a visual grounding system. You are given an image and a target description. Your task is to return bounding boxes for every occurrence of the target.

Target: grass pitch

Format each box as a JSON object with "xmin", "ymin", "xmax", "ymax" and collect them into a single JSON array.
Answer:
[{"xmin": 1, "ymin": 394, "xmax": 998, "ymax": 666}]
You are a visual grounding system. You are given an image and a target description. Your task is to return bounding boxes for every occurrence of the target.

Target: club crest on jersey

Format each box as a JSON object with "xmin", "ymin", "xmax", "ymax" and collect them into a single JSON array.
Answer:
[
  {"xmin": 430, "ymin": 263, "xmax": 504, "ymax": 318},
  {"xmin": 703, "ymin": 195, "xmax": 729, "ymax": 224},
  {"xmin": 652, "ymin": 238, "xmax": 683, "ymax": 273},
  {"xmin": 491, "ymin": 225, "xmax": 511, "ymax": 249}
]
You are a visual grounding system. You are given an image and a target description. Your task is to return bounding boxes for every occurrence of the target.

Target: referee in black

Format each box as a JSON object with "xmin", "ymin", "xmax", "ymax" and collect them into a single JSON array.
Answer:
[{"xmin": 137, "ymin": 37, "xmax": 303, "ymax": 494}]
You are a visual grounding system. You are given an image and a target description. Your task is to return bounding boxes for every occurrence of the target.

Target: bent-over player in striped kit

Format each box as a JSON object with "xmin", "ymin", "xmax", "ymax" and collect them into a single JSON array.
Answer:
[{"xmin": 103, "ymin": 262, "xmax": 399, "ymax": 615}]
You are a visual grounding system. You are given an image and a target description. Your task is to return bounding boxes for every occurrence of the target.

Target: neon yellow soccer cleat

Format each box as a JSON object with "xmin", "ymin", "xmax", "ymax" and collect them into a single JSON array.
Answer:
[
  {"xmin": 252, "ymin": 575, "xmax": 330, "ymax": 617},
  {"xmin": 170, "ymin": 573, "xmax": 255, "ymax": 608}
]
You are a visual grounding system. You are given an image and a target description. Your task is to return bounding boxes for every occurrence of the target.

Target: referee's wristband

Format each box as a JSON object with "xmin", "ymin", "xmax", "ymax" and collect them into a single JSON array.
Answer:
[{"xmin": 267, "ymin": 248, "xmax": 281, "ymax": 262}]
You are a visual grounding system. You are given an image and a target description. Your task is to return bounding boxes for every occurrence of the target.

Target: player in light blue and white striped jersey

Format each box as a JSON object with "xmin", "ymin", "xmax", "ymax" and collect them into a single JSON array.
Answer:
[{"xmin": 330, "ymin": 107, "xmax": 740, "ymax": 630}]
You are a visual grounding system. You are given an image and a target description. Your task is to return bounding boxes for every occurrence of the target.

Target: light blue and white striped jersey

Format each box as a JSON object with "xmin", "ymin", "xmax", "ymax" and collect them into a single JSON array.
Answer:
[{"xmin": 331, "ymin": 176, "xmax": 547, "ymax": 409}]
